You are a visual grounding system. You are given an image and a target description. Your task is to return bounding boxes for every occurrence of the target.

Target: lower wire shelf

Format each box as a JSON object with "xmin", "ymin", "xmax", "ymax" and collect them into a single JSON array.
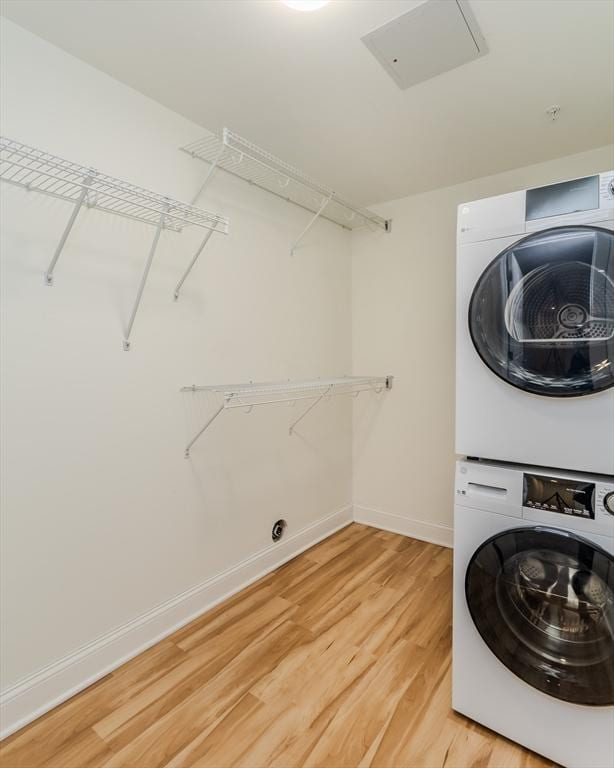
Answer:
[{"xmin": 181, "ymin": 375, "xmax": 393, "ymax": 457}]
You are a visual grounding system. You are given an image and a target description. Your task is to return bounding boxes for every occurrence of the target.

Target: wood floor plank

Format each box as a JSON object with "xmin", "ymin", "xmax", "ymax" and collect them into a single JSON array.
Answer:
[
  {"xmin": 100, "ymin": 620, "xmax": 311, "ymax": 767},
  {"xmin": 0, "ymin": 524, "xmax": 559, "ymax": 768},
  {"xmin": 98, "ymin": 610, "xmax": 298, "ymax": 753},
  {"xmin": 368, "ymin": 626, "xmax": 453, "ymax": 768},
  {"xmin": 0, "ymin": 675, "xmax": 119, "ymax": 768},
  {"xmin": 93, "ymin": 652, "xmax": 213, "ymax": 741},
  {"xmin": 440, "ymin": 718, "xmax": 494, "ymax": 768},
  {"xmin": 301, "ymin": 638, "xmax": 427, "ymax": 767},
  {"xmin": 162, "ymin": 693, "xmax": 265, "ymax": 768},
  {"xmin": 170, "ymin": 583, "xmax": 285, "ymax": 646},
  {"xmin": 279, "ymin": 535, "xmax": 391, "ymax": 608},
  {"xmin": 176, "ymin": 592, "xmax": 294, "ymax": 654},
  {"xmin": 39, "ymin": 729, "xmax": 114, "ymax": 768},
  {"xmin": 195, "ymin": 640, "xmax": 377, "ymax": 767},
  {"xmin": 301, "ymin": 522, "xmax": 373, "ymax": 564}
]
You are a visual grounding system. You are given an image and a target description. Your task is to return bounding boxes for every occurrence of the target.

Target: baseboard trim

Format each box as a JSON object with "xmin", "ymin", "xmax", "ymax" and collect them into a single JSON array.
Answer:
[
  {"xmin": 0, "ymin": 504, "xmax": 353, "ymax": 740},
  {"xmin": 354, "ymin": 505, "xmax": 453, "ymax": 549}
]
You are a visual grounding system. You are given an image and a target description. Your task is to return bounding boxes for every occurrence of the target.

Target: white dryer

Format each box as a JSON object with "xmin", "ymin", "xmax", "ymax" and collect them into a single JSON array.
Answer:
[
  {"xmin": 456, "ymin": 171, "xmax": 614, "ymax": 474},
  {"xmin": 453, "ymin": 458, "xmax": 614, "ymax": 768}
]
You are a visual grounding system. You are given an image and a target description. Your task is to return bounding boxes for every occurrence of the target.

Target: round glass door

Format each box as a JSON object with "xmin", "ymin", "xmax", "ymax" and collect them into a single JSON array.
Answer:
[
  {"xmin": 466, "ymin": 527, "xmax": 614, "ymax": 706},
  {"xmin": 469, "ymin": 226, "xmax": 614, "ymax": 396}
]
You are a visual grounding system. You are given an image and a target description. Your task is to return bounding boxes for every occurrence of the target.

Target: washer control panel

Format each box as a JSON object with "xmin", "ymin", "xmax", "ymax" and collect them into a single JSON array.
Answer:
[
  {"xmin": 456, "ymin": 460, "xmax": 614, "ymax": 537},
  {"xmin": 524, "ymin": 473, "xmax": 595, "ymax": 519}
]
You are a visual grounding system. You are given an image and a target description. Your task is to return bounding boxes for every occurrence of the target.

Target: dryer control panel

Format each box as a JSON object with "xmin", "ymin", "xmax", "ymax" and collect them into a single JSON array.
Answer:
[{"xmin": 458, "ymin": 170, "xmax": 614, "ymax": 244}]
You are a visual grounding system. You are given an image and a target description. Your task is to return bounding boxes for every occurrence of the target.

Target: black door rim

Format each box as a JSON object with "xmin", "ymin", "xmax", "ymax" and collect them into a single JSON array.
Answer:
[
  {"xmin": 468, "ymin": 225, "xmax": 614, "ymax": 398},
  {"xmin": 465, "ymin": 525, "xmax": 614, "ymax": 707}
]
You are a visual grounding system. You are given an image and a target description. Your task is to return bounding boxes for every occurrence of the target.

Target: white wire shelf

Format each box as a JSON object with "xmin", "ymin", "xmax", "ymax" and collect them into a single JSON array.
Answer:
[
  {"xmin": 180, "ymin": 128, "xmax": 391, "ymax": 252},
  {"xmin": 181, "ymin": 375, "xmax": 393, "ymax": 456},
  {"xmin": 1, "ymin": 137, "xmax": 229, "ymax": 234},
  {"xmin": 0, "ymin": 136, "xmax": 230, "ymax": 348}
]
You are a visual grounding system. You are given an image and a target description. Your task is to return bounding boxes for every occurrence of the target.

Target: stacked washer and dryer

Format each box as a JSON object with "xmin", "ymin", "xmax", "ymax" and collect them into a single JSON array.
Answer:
[{"xmin": 453, "ymin": 172, "xmax": 614, "ymax": 768}]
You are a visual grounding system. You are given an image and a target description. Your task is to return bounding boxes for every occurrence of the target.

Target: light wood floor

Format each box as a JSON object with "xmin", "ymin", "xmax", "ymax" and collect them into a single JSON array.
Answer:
[{"xmin": 0, "ymin": 524, "xmax": 557, "ymax": 768}]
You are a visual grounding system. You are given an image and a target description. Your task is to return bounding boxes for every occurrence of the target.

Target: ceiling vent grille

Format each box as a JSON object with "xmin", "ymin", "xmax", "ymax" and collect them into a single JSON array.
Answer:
[{"xmin": 361, "ymin": 0, "xmax": 488, "ymax": 90}]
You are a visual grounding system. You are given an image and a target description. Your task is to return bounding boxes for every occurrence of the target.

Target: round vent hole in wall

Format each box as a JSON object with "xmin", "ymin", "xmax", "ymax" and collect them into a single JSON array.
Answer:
[{"xmin": 272, "ymin": 519, "xmax": 287, "ymax": 543}]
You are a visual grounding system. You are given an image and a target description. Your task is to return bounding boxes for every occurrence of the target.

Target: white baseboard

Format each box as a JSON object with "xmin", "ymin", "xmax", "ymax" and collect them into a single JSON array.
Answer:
[
  {"xmin": 0, "ymin": 504, "xmax": 353, "ymax": 740},
  {"xmin": 354, "ymin": 505, "xmax": 453, "ymax": 549}
]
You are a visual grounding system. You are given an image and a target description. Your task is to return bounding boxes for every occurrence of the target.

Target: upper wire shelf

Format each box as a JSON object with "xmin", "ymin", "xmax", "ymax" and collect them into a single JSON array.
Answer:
[
  {"xmin": 0, "ymin": 137, "xmax": 229, "ymax": 234},
  {"xmin": 180, "ymin": 128, "xmax": 391, "ymax": 235},
  {"xmin": 181, "ymin": 375, "xmax": 393, "ymax": 456},
  {"xmin": 1, "ymin": 136, "xmax": 230, "ymax": 349}
]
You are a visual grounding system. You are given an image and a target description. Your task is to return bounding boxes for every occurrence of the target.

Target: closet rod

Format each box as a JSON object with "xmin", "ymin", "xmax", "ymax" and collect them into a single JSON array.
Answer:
[{"xmin": 181, "ymin": 376, "xmax": 393, "ymax": 457}]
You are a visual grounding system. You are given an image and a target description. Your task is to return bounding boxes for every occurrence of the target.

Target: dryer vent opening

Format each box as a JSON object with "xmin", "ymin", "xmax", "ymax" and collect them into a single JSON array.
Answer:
[{"xmin": 272, "ymin": 519, "xmax": 287, "ymax": 543}]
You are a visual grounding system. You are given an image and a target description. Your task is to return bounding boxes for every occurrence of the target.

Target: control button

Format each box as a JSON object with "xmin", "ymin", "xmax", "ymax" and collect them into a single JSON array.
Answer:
[
  {"xmin": 604, "ymin": 492, "xmax": 614, "ymax": 515},
  {"xmin": 609, "ymin": 178, "xmax": 614, "ymax": 197}
]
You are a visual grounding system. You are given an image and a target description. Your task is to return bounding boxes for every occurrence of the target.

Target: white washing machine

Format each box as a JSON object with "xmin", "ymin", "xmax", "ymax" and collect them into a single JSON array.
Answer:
[
  {"xmin": 456, "ymin": 171, "xmax": 614, "ymax": 475},
  {"xmin": 453, "ymin": 458, "xmax": 614, "ymax": 768}
]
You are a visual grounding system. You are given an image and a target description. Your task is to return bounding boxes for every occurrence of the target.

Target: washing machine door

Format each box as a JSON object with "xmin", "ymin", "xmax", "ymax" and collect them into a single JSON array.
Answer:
[
  {"xmin": 466, "ymin": 526, "xmax": 614, "ymax": 705},
  {"xmin": 469, "ymin": 225, "xmax": 614, "ymax": 396}
]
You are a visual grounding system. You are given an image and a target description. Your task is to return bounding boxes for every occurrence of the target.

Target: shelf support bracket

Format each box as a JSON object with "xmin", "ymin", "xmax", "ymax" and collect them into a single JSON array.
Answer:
[
  {"xmin": 191, "ymin": 144, "xmax": 225, "ymax": 205},
  {"xmin": 173, "ymin": 228, "xmax": 215, "ymax": 300},
  {"xmin": 184, "ymin": 402, "xmax": 225, "ymax": 457},
  {"xmin": 290, "ymin": 193, "xmax": 332, "ymax": 256},
  {"xmin": 44, "ymin": 175, "xmax": 93, "ymax": 286},
  {"xmin": 289, "ymin": 385, "xmax": 333, "ymax": 435},
  {"xmin": 123, "ymin": 205, "xmax": 168, "ymax": 351}
]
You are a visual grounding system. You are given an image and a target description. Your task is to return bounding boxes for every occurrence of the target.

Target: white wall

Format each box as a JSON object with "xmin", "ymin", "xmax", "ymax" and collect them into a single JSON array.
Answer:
[
  {"xmin": 352, "ymin": 143, "xmax": 614, "ymax": 545},
  {"xmin": 0, "ymin": 20, "xmax": 357, "ymax": 733},
  {"xmin": 3, "ymin": 14, "xmax": 613, "ymax": 740}
]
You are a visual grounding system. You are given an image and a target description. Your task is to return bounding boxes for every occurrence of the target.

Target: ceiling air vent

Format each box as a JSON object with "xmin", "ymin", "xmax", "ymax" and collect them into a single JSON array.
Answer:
[{"xmin": 361, "ymin": 0, "xmax": 487, "ymax": 90}]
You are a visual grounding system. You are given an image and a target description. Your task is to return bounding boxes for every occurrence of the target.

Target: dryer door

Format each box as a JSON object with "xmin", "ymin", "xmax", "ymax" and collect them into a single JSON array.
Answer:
[
  {"xmin": 466, "ymin": 526, "xmax": 614, "ymax": 705},
  {"xmin": 469, "ymin": 225, "xmax": 614, "ymax": 396}
]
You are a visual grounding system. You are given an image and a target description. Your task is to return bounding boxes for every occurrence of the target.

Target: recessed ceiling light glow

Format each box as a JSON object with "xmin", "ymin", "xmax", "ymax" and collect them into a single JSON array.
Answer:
[{"xmin": 282, "ymin": 0, "xmax": 330, "ymax": 11}]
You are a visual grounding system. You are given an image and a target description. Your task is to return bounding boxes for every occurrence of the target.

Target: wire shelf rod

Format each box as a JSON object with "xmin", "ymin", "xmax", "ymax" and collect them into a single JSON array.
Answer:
[
  {"xmin": 122, "ymin": 206, "xmax": 167, "ymax": 351},
  {"xmin": 45, "ymin": 177, "xmax": 93, "ymax": 286},
  {"xmin": 180, "ymin": 128, "xmax": 391, "ymax": 235},
  {"xmin": 181, "ymin": 376, "xmax": 392, "ymax": 396},
  {"xmin": 288, "ymin": 384, "xmax": 334, "ymax": 435},
  {"xmin": 290, "ymin": 193, "xmax": 332, "ymax": 256},
  {"xmin": 191, "ymin": 144, "xmax": 226, "ymax": 205},
  {"xmin": 173, "ymin": 228, "xmax": 215, "ymax": 301},
  {"xmin": 181, "ymin": 376, "xmax": 393, "ymax": 456},
  {"xmin": 184, "ymin": 152, "xmax": 353, "ymax": 231},
  {"xmin": 184, "ymin": 403, "xmax": 226, "ymax": 458},
  {"xmin": 223, "ymin": 130, "xmax": 332, "ymax": 197}
]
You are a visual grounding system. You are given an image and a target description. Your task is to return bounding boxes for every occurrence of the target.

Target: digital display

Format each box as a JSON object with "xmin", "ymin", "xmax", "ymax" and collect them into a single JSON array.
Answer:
[
  {"xmin": 523, "ymin": 474, "xmax": 595, "ymax": 519},
  {"xmin": 526, "ymin": 175, "xmax": 599, "ymax": 221}
]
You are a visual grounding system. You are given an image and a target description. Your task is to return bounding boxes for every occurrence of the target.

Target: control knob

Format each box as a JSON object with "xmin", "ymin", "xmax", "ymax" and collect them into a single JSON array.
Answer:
[{"xmin": 604, "ymin": 492, "xmax": 614, "ymax": 515}]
